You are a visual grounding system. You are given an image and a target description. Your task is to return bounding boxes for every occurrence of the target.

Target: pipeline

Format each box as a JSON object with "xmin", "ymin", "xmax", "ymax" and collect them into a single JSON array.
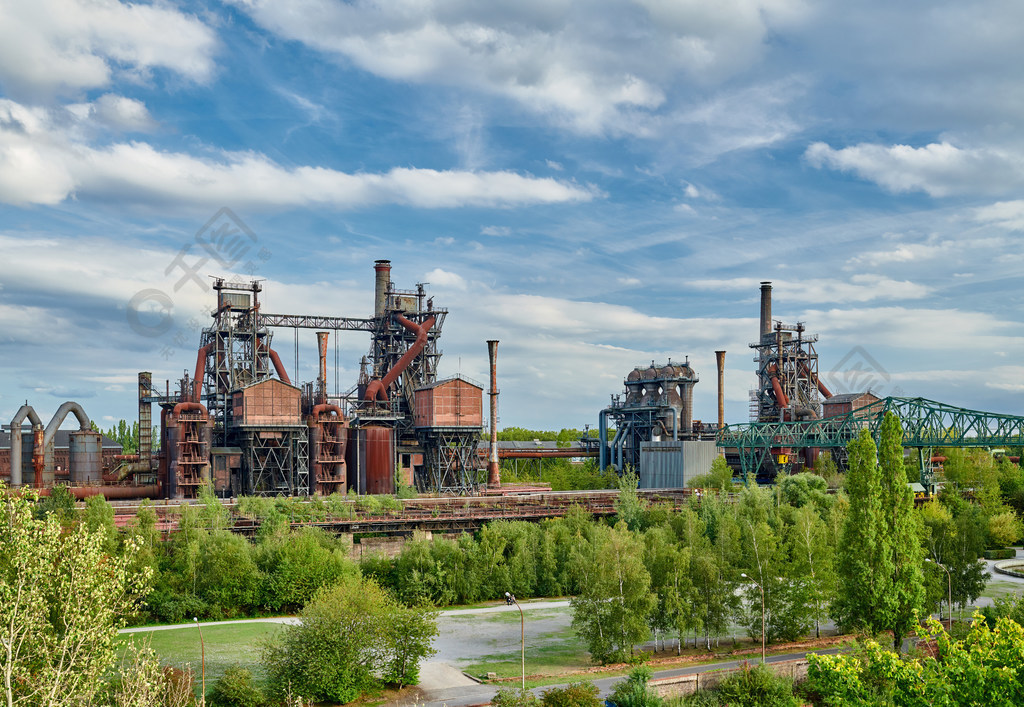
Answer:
[
  {"xmin": 800, "ymin": 363, "xmax": 833, "ymax": 399},
  {"xmin": 191, "ymin": 345, "xmax": 212, "ymax": 401},
  {"xmin": 767, "ymin": 365, "xmax": 790, "ymax": 408},
  {"xmin": 364, "ymin": 314, "xmax": 436, "ymax": 402},
  {"xmin": 309, "ymin": 403, "xmax": 343, "ymax": 421},
  {"xmin": 173, "ymin": 401, "xmax": 209, "ymax": 418},
  {"xmin": 487, "ymin": 340, "xmax": 500, "ymax": 487},
  {"xmin": 8, "ymin": 404, "xmax": 42, "ymax": 487},
  {"xmin": 37, "ymin": 484, "xmax": 161, "ymax": 500},
  {"xmin": 265, "ymin": 342, "xmax": 291, "ymax": 385}
]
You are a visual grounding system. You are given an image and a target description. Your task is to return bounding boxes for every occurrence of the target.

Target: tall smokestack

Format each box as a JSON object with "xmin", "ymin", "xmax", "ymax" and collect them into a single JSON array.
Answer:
[
  {"xmin": 715, "ymin": 351, "xmax": 726, "ymax": 430},
  {"xmin": 138, "ymin": 371, "xmax": 152, "ymax": 468},
  {"xmin": 487, "ymin": 340, "xmax": 500, "ymax": 487},
  {"xmin": 374, "ymin": 260, "xmax": 391, "ymax": 317},
  {"xmin": 316, "ymin": 332, "xmax": 329, "ymax": 403},
  {"xmin": 759, "ymin": 281, "xmax": 772, "ymax": 340}
]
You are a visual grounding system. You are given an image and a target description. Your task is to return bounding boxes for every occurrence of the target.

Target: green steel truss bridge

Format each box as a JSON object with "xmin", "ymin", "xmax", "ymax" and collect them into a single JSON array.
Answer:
[{"xmin": 718, "ymin": 397, "xmax": 1024, "ymax": 480}]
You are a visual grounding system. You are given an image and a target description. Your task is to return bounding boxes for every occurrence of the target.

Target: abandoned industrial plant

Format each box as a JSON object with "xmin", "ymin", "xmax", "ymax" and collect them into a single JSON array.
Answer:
[{"xmin": 3, "ymin": 263, "xmax": 1022, "ymax": 505}]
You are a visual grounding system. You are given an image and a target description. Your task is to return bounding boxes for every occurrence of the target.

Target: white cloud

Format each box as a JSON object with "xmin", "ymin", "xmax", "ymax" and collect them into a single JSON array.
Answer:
[
  {"xmin": 481, "ymin": 225, "xmax": 512, "ymax": 237},
  {"xmin": 687, "ymin": 275, "xmax": 930, "ymax": 303},
  {"xmin": 0, "ymin": 99, "xmax": 599, "ymax": 210},
  {"xmin": 975, "ymin": 200, "xmax": 1024, "ymax": 232},
  {"xmin": 229, "ymin": 0, "xmax": 806, "ymax": 136},
  {"xmin": 805, "ymin": 141, "xmax": 1024, "ymax": 197},
  {"xmin": 546, "ymin": 160, "xmax": 564, "ymax": 171},
  {"xmin": 807, "ymin": 306, "xmax": 1020, "ymax": 351},
  {"xmin": 67, "ymin": 93, "xmax": 156, "ymax": 132},
  {"xmin": 0, "ymin": 0, "xmax": 217, "ymax": 97},
  {"xmin": 422, "ymin": 268, "xmax": 467, "ymax": 290}
]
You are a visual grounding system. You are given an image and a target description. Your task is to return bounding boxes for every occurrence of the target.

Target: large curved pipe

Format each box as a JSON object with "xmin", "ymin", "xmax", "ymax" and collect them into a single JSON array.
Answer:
[
  {"xmin": 364, "ymin": 314, "xmax": 435, "ymax": 402},
  {"xmin": 255, "ymin": 339, "xmax": 292, "ymax": 385},
  {"xmin": 800, "ymin": 363, "xmax": 833, "ymax": 399},
  {"xmin": 308, "ymin": 403, "xmax": 343, "ymax": 423},
  {"xmin": 8, "ymin": 405, "xmax": 42, "ymax": 487},
  {"xmin": 767, "ymin": 365, "xmax": 790, "ymax": 408},
  {"xmin": 43, "ymin": 402, "xmax": 90, "ymax": 445},
  {"xmin": 191, "ymin": 345, "xmax": 212, "ymax": 401},
  {"xmin": 172, "ymin": 401, "xmax": 209, "ymax": 418}
]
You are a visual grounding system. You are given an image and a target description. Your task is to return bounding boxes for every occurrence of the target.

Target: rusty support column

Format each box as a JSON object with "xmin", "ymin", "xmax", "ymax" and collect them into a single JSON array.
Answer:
[
  {"xmin": 316, "ymin": 332, "xmax": 329, "ymax": 403},
  {"xmin": 715, "ymin": 350, "xmax": 726, "ymax": 430},
  {"xmin": 487, "ymin": 340, "xmax": 500, "ymax": 487}
]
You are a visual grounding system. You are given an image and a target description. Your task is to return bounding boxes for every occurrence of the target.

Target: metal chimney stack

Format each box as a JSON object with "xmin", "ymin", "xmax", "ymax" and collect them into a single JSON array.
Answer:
[
  {"xmin": 487, "ymin": 339, "xmax": 500, "ymax": 487},
  {"xmin": 715, "ymin": 351, "xmax": 726, "ymax": 430},
  {"xmin": 759, "ymin": 281, "xmax": 772, "ymax": 340},
  {"xmin": 374, "ymin": 260, "xmax": 391, "ymax": 317},
  {"xmin": 316, "ymin": 332, "xmax": 329, "ymax": 403}
]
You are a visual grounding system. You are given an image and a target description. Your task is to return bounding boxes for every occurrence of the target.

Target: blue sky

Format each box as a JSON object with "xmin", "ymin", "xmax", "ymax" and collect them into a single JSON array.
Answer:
[{"xmin": 1, "ymin": 0, "xmax": 1022, "ymax": 432}]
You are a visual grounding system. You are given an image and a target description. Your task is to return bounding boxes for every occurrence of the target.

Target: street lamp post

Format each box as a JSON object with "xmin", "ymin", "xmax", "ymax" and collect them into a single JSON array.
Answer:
[
  {"xmin": 505, "ymin": 592, "xmax": 525, "ymax": 690},
  {"xmin": 194, "ymin": 617, "xmax": 206, "ymax": 703},
  {"xmin": 926, "ymin": 559, "xmax": 952, "ymax": 628},
  {"xmin": 741, "ymin": 574, "xmax": 766, "ymax": 663}
]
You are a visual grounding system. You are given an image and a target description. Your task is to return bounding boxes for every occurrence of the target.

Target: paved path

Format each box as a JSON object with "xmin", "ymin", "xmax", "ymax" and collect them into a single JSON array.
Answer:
[{"xmin": 397, "ymin": 648, "xmax": 845, "ymax": 707}]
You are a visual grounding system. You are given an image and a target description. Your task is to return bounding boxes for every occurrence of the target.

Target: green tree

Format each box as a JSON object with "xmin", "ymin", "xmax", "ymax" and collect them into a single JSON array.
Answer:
[
  {"xmin": 0, "ymin": 486, "xmax": 152, "ymax": 706},
  {"xmin": 689, "ymin": 456, "xmax": 735, "ymax": 492},
  {"xmin": 877, "ymin": 411, "xmax": 926, "ymax": 649},
  {"xmin": 833, "ymin": 428, "xmax": 892, "ymax": 634},
  {"xmin": 615, "ymin": 471, "xmax": 647, "ymax": 531},
  {"xmin": 789, "ymin": 504, "xmax": 836, "ymax": 638},
  {"xmin": 570, "ymin": 523, "xmax": 654, "ymax": 664},
  {"xmin": 262, "ymin": 575, "xmax": 437, "ymax": 703}
]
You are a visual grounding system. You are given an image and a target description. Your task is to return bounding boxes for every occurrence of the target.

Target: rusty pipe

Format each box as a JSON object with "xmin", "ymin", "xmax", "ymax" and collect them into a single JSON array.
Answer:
[
  {"xmin": 36, "ymin": 484, "xmax": 162, "ymax": 500},
  {"xmin": 316, "ymin": 331, "xmax": 329, "ymax": 403},
  {"xmin": 487, "ymin": 340, "xmax": 500, "ymax": 487},
  {"xmin": 172, "ymin": 401, "xmax": 209, "ymax": 418},
  {"xmin": 364, "ymin": 314, "xmax": 435, "ymax": 402},
  {"xmin": 767, "ymin": 365, "xmax": 790, "ymax": 408},
  {"xmin": 191, "ymin": 345, "xmax": 211, "ymax": 401},
  {"xmin": 800, "ymin": 363, "xmax": 833, "ymax": 399},
  {"xmin": 308, "ymin": 403, "xmax": 343, "ymax": 424},
  {"xmin": 715, "ymin": 350, "xmax": 726, "ymax": 430}
]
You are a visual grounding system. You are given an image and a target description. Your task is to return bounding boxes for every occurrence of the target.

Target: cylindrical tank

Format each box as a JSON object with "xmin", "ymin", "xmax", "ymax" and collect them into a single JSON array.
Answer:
[
  {"xmin": 364, "ymin": 425, "xmax": 394, "ymax": 494},
  {"xmin": 680, "ymin": 382, "xmax": 694, "ymax": 434},
  {"xmin": 68, "ymin": 430, "xmax": 103, "ymax": 484}
]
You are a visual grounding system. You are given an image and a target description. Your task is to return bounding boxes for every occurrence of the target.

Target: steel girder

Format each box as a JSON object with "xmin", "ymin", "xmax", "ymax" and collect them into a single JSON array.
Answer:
[{"xmin": 718, "ymin": 396, "xmax": 1024, "ymax": 478}]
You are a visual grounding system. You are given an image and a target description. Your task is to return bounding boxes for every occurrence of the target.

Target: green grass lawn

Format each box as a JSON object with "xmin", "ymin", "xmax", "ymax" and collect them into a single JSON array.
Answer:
[{"xmin": 117, "ymin": 622, "xmax": 284, "ymax": 689}]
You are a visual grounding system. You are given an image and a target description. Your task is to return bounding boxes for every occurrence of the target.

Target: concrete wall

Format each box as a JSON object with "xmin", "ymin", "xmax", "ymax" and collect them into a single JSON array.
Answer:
[{"xmin": 650, "ymin": 659, "xmax": 810, "ymax": 699}]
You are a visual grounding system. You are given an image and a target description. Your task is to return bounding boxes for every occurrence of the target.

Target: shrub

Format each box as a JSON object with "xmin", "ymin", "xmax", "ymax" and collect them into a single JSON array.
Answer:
[
  {"xmin": 608, "ymin": 666, "xmax": 663, "ymax": 707},
  {"xmin": 492, "ymin": 686, "xmax": 541, "ymax": 707},
  {"xmin": 711, "ymin": 663, "xmax": 798, "ymax": 707},
  {"xmin": 541, "ymin": 681, "xmax": 601, "ymax": 707},
  {"xmin": 207, "ymin": 665, "xmax": 265, "ymax": 707}
]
